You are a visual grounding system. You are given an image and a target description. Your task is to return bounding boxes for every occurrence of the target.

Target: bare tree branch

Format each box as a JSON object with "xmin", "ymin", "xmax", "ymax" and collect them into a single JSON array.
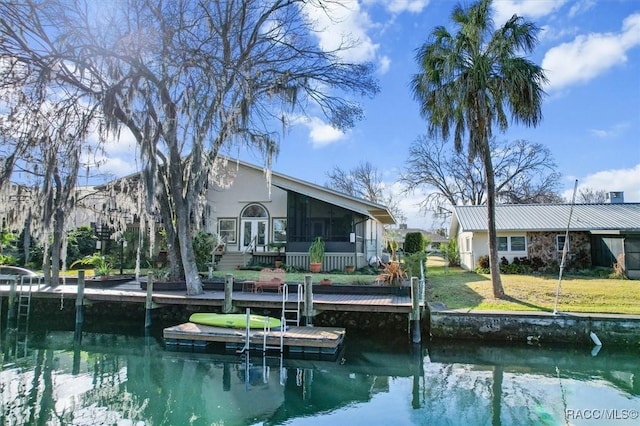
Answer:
[
  {"xmin": 325, "ymin": 161, "xmax": 403, "ymax": 223},
  {"xmin": 1, "ymin": 0, "xmax": 379, "ymax": 294},
  {"xmin": 577, "ymin": 187, "xmax": 607, "ymax": 203},
  {"xmin": 400, "ymin": 137, "xmax": 563, "ymax": 215}
]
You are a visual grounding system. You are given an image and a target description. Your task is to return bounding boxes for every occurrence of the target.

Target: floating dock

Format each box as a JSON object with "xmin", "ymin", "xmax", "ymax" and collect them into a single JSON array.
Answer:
[{"xmin": 163, "ymin": 322, "xmax": 346, "ymax": 356}]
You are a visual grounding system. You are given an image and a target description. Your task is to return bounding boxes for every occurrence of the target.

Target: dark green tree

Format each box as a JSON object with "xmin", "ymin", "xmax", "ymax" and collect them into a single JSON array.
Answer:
[
  {"xmin": 404, "ymin": 232, "xmax": 426, "ymax": 254},
  {"xmin": 66, "ymin": 226, "xmax": 98, "ymax": 266},
  {"xmin": 412, "ymin": 0, "xmax": 547, "ymax": 298}
]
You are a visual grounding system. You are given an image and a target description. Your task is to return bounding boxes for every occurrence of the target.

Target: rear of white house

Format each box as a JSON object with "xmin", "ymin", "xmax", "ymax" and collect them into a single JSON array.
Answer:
[{"xmin": 450, "ymin": 203, "xmax": 640, "ymax": 278}]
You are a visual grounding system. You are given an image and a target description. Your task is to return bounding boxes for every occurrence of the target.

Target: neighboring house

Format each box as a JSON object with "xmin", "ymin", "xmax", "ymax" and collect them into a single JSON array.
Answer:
[
  {"xmin": 207, "ymin": 160, "xmax": 396, "ymax": 270},
  {"xmin": 393, "ymin": 224, "xmax": 448, "ymax": 251},
  {"xmin": 450, "ymin": 203, "xmax": 640, "ymax": 278}
]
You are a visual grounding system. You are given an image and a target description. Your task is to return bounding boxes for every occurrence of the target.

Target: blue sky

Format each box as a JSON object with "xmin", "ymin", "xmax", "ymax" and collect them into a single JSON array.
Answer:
[{"xmin": 104, "ymin": 0, "xmax": 640, "ymax": 230}]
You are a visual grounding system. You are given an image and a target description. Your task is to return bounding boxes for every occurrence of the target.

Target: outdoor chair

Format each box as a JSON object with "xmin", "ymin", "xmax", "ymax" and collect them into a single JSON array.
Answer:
[{"xmin": 251, "ymin": 268, "xmax": 285, "ymax": 293}]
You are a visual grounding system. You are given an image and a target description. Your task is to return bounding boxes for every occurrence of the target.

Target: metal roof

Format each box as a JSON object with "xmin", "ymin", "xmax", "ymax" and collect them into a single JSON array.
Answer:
[{"xmin": 453, "ymin": 203, "xmax": 640, "ymax": 232}]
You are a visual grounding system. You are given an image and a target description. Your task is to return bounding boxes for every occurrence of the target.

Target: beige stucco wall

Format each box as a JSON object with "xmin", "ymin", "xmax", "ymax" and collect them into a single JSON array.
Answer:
[{"xmin": 205, "ymin": 165, "xmax": 288, "ymax": 252}]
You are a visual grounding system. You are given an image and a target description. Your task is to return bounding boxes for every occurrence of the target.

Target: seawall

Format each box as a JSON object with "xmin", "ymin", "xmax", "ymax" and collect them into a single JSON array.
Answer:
[
  {"xmin": 3, "ymin": 298, "xmax": 639, "ymax": 347},
  {"xmin": 430, "ymin": 309, "xmax": 640, "ymax": 347}
]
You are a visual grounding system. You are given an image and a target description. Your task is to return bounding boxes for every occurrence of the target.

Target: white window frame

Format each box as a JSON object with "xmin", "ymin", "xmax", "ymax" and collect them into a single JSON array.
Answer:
[
  {"xmin": 218, "ymin": 218, "xmax": 237, "ymax": 244},
  {"xmin": 272, "ymin": 218, "xmax": 287, "ymax": 243},
  {"xmin": 510, "ymin": 236, "xmax": 526, "ymax": 252},
  {"xmin": 497, "ymin": 235, "xmax": 527, "ymax": 253}
]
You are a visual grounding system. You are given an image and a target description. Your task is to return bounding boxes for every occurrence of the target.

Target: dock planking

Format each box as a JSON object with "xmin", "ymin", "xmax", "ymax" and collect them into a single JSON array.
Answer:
[
  {"xmin": 0, "ymin": 282, "xmax": 415, "ymax": 313},
  {"xmin": 163, "ymin": 322, "xmax": 346, "ymax": 355}
]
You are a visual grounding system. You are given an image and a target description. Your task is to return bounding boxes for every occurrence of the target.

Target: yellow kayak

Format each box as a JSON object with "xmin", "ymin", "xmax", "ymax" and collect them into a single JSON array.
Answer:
[{"xmin": 189, "ymin": 313, "xmax": 282, "ymax": 329}]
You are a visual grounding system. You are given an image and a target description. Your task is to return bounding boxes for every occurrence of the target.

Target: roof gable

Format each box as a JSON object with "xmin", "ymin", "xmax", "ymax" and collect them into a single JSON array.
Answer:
[{"xmin": 233, "ymin": 159, "xmax": 396, "ymax": 225}]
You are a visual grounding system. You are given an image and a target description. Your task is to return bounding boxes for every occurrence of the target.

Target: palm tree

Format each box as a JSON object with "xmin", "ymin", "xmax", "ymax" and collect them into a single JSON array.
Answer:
[{"xmin": 411, "ymin": 0, "xmax": 547, "ymax": 298}]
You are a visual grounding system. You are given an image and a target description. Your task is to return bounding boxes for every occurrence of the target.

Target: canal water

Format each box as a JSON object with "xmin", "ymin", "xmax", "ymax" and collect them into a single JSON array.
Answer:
[{"xmin": 1, "ymin": 321, "xmax": 638, "ymax": 426}]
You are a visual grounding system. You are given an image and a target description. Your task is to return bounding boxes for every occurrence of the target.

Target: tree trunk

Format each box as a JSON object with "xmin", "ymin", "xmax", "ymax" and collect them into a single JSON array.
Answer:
[
  {"xmin": 49, "ymin": 208, "xmax": 65, "ymax": 287},
  {"xmin": 167, "ymin": 161, "xmax": 203, "ymax": 295},
  {"xmin": 175, "ymin": 207, "xmax": 202, "ymax": 295},
  {"xmin": 483, "ymin": 146, "xmax": 505, "ymax": 298},
  {"xmin": 23, "ymin": 210, "xmax": 31, "ymax": 265},
  {"xmin": 163, "ymin": 221, "xmax": 183, "ymax": 280}
]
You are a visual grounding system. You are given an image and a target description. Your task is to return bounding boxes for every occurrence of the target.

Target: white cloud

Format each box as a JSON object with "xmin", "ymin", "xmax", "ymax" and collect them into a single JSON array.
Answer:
[
  {"xmin": 563, "ymin": 164, "xmax": 640, "ymax": 202},
  {"xmin": 384, "ymin": 0, "xmax": 429, "ymax": 14},
  {"xmin": 492, "ymin": 0, "xmax": 568, "ymax": 25},
  {"xmin": 362, "ymin": 0, "xmax": 429, "ymax": 14},
  {"xmin": 100, "ymin": 156, "xmax": 139, "ymax": 179},
  {"xmin": 588, "ymin": 122, "xmax": 630, "ymax": 139},
  {"xmin": 81, "ymin": 127, "xmax": 139, "ymax": 179},
  {"xmin": 102, "ymin": 128, "xmax": 137, "ymax": 156},
  {"xmin": 378, "ymin": 55, "xmax": 391, "ymax": 74},
  {"xmin": 538, "ymin": 24, "xmax": 579, "ymax": 43},
  {"xmin": 386, "ymin": 181, "xmax": 441, "ymax": 230},
  {"xmin": 568, "ymin": 0, "xmax": 596, "ymax": 18},
  {"xmin": 542, "ymin": 13, "xmax": 640, "ymax": 92},
  {"xmin": 292, "ymin": 115, "xmax": 345, "ymax": 147},
  {"xmin": 301, "ymin": 0, "xmax": 378, "ymax": 62}
]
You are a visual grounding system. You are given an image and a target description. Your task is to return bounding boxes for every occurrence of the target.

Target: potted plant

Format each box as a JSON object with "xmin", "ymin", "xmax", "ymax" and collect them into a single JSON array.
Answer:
[
  {"xmin": 268, "ymin": 242, "xmax": 286, "ymax": 268},
  {"xmin": 320, "ymin": 277, "xmax": 332, "ymax": 285},
  {"xmin": 308, "ymin": 236, "xmax": 324, "ymax": 273},
  {"xmin": 345, "ymin": 264, "xmax": 355, "ymax": 273}
]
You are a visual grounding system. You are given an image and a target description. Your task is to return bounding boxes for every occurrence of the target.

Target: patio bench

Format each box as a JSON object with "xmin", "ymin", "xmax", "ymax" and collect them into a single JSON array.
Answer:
[{"xmin": 252, "ymin": 268, "xmax": 285, "ymax": 293}]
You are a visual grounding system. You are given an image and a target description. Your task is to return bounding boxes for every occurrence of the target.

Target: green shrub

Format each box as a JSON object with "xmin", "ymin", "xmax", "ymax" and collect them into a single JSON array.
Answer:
[
  {"xmin": 440, "ymin": 239, "xmax": 460, "ymax": 267},
  {"xmin": 477, "ymin": 255, "xmax": 490, "ymax": 269},
  {"xmin": 404, "ymin": 232, "xmax": 426, "ymax": 254},
  {"xmin": 0, "ymin": 254, "xmax": 17, "ymax": 265},
  {"xmin": 193, "ymin": 230, "xmax": 218, "ymax": 271},
  {"xmin": 404, "ymin": 252, "xmax": 427, "ymax": 277},
  {"xmin": 66, "ymin": 226, "xmax": 98, "ymax": 265},
  {"xmin": 500, "ymin": 262, "xmax": 525, "ymax": 274},
  {"xmin": 529, "ymin": 256, "xmax": 545, "ymax": 271}
]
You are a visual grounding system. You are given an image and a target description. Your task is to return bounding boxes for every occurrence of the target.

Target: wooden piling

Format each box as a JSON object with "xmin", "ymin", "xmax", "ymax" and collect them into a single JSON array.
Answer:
[
  {"xmin": 145, "ymin": 272, "xmax": 154, "ymax": 329},
  {"xmin": 410, "ymin": 277, "xmax": 421, "ymax": 344},
  {"xmin": 7, "ymin": 277, "xmax": 17, "ymax": 328},
  {"xmin": 223, "ymin": 274, "xmax": 234, "ymax": 313},
  {"xmin": 74, "ymin": 271, "xmax": 85, "ymax": 341},
  {"xmin": 303, "ymin": 275, "xmax": 314, "ymax": 326},
  {"xmin": 75, "ymin": 271, "xmax": 85, "ymax": 327}
]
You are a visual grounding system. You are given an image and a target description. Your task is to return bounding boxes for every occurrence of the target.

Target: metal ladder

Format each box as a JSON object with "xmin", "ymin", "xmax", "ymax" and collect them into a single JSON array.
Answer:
[
  {"xmin": 14, "ymin": 275, "xmax": 37, "ymax": 359},
  {"xmin": 282, "ymin": 283, "xmax": 303, "ymax": 327},
  {"xmin": 237, "ymin": 284, "xmax": 304, "ymax": 355},
  {"xmin": 262, "ymin": 283, "xmax": 304, "ymax": 353}
]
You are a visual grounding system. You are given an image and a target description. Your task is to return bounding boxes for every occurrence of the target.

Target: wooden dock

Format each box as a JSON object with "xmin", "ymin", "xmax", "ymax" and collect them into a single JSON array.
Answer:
[
  {"xmin": 1, "ymin": 277, "xmax": 425, "ymax": 346},
  {"xmin": 0, "ymin": 281, "xmax": 415, "ymax": 314},
  {"xmin": 163, "ymin": 322, "xmax": 346, "ymax": 355}
]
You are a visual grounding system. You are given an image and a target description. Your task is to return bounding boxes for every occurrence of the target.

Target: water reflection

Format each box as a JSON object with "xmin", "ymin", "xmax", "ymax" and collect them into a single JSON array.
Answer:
[{"xmin": 1, "ymin": 325, "xmax": 638, "ymax": 425}]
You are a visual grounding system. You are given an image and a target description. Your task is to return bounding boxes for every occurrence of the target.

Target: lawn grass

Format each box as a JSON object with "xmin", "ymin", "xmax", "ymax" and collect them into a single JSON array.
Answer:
[
  {"xmin": 426, "ymin": 256, "xmax": 640, "ymax": 315},
  {"xmin": 210, "ymin": 269, "xmax": 375, "ymax": 285}
]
